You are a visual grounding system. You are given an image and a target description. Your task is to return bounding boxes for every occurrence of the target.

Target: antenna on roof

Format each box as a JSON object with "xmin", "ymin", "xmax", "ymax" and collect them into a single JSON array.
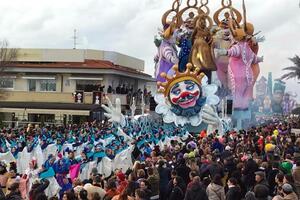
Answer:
[{"xmin": 73, "ymin": 29, "xmax": 78, "ymax": 49}]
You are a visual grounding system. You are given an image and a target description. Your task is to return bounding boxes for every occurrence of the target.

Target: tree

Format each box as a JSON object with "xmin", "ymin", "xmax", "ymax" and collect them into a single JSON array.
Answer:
[
  {"xmin": 281, "ymin": 55, "xmax": 300, "ymax": 82},
  {"xmin": 0, "ymin": 40, "xmax": 18, "ymax": 98},
  {"xmin": 0, "ymin": 40, "xmax": 18, "ymax": 74}
]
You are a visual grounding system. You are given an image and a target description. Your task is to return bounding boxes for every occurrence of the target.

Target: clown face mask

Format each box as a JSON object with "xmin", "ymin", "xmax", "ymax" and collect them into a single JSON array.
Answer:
[
  {"xmin": 168, "ymin": 80, "xmax": 206, "ymax": 118},
  {"xmin": 169, "ymin": 80, "xmax": 201, "ymax": 109}
]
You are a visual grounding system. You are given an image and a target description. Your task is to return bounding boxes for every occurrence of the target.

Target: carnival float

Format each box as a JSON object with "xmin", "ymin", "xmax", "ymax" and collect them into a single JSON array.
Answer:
[{"xmin": 102, "ymin": 0, "xmax": 268, "ymax": 132}]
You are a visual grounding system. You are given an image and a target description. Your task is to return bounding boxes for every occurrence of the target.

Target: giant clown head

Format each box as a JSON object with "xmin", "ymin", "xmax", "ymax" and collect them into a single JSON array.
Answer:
[
  {"xmin": 169, "ymin": 80, "xmax": 201, "ymax": 109},
  {"xmin": 158, "ymin": 63, "xmax": 207, "ymax": 117}
]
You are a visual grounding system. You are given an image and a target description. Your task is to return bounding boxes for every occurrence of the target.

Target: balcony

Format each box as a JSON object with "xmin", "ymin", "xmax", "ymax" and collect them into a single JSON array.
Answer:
[{"xmin": 0, "ymin": 91, "xmax": 130, "ymax": 105}]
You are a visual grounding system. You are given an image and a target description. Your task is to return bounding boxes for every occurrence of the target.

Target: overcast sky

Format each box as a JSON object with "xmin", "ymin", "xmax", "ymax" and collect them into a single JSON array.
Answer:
[{"xmin": 0, "ymin": 0, "xmax": 299, "ymax": 100}]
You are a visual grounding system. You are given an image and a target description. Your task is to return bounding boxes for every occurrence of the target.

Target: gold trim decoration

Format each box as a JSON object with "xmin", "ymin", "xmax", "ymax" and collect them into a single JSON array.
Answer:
[{"xmin": 157, "ymin": 63, "xmax": 205, "ymax": 96}]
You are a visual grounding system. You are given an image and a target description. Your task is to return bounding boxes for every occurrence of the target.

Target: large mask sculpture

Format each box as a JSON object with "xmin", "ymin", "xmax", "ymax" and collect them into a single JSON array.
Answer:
[
  {"xmin": 282, "ymin": 93, "xmax": 297, "ymax": 115},
  {"xmin": 154, "ymin": 1, "xmax": 181, "ymax": 82},
  {"xmin": 272, "ymin": 80, "xmax": 286, "ymax": 114},
  {"xmin": 154, "ymin": 20, "xmax": 179, "ymax": 82},
  {"xmin": 214, "ymin": 0, "xmax": 264, "ymax": 110},
  {"xmin": 211, "ymin": 0, "xmax": 242, "ymax": 90},
  {"xmin": 191, "ymin": 9, "xmax": 216, "ymax": 72},
  {"xmin": 155, "ymin": 63, "xmax": 222, "ymax": 130}
]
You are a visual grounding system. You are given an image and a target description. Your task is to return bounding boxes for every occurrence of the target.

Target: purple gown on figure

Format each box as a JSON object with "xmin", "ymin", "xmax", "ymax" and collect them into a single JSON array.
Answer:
[{"xmin": 155, "ymin": 40, "xmax": 178, "ymax": 82}]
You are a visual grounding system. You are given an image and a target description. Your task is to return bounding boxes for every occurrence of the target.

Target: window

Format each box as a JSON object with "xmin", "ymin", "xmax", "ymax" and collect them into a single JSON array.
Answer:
[
  {"xmin": 27, "ymin": 79, "xmax": 56, "ymax": 92},
  {"xmin": 0, "ymin": 78, "xmax": 14, "ymax": 89},
  {"xmin": 39, "ymin": 80, "xmax": 56, "ymax": 91},
  {"xmin": 28, "ymin": 80, "xmax": 36, "ymax": 91}
]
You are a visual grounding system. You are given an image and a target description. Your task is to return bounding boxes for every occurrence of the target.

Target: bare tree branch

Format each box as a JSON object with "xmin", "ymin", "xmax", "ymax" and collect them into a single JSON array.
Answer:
[{"xmin": 0, "ymin": 39, "xmax": 18, "ymax": 99}]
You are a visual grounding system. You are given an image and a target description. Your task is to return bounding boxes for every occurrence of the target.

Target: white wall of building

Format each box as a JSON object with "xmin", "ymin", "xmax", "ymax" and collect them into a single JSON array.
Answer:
[{"xmin": 14, "ymin": 77, "xmax": 27, "ymax": 91}]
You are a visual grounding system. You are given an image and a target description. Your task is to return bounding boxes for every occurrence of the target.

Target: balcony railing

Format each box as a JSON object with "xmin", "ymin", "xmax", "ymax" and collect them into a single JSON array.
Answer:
[{"xmin": 0, "ymin": 91, "xmax": 131, "ymax": 105}]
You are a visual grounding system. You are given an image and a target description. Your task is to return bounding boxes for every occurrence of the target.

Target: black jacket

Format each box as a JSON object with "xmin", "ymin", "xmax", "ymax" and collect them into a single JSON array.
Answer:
[
  {"xmin": 208, "ymin": 162, "xmax": 224, "ymax": 178},
  {"xmin": 29, "ymin": 179, "xmax": 50, "ymax": 200},
  {"xmin": 168, "ymin": 186, "xmax": 184, "ymax": 200},
  {"xmin": 175, "ymin": 163, "xmax": 191, "ymax": 186},
  {"xmin": 226, "ymin": 186, "xmax": 242, "ymax": 200},
  {"xmin": 0, "ymin": 189, "xmax": 5, "ymax": 200},
  {"xmin": 184, "ymin": 182, "xmax": 208, "ymax": 200},
  {"xmin": 243, "ymin": 159, "xmax": 258, "ymax": 187},
  {"xmin": 267, "ymin": 168, "xmax": 280, "ymax": 195},
  {"xmin": 5, "ymin": 192, "xmax": 22, "ymax": 200}
]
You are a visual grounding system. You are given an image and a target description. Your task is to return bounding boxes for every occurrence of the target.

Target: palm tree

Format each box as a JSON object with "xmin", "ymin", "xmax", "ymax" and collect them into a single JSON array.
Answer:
[{"xmin": 281, "ymin": 55, "xmax": 300, "ymax": 82}]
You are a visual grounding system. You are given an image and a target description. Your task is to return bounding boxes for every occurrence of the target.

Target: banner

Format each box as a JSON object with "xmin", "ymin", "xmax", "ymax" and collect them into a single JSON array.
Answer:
[{"xmin": 69, "ymin": 164, "xmax": 81, "ymax": 181}]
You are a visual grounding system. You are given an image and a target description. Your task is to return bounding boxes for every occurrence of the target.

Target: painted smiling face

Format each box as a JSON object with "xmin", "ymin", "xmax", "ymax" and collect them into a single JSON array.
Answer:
[{"xmin": 169, "ymin": 80, "xmax": 201, "ymax": 109}]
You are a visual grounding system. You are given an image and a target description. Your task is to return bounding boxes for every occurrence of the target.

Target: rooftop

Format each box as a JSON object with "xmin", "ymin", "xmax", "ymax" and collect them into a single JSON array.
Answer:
[
  {"xmin": 8, "ymin": 59, "xmax": 151, "ymax": 77},
  {"xmin": 5, "ymin": 48, "xmax": 153, "ymax": 79}
]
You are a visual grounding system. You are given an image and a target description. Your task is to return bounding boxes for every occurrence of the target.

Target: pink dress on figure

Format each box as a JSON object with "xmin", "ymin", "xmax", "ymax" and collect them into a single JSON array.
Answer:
[{"xmin": 227, "ymin": 41, "xmax": 259, "ymax": 109}]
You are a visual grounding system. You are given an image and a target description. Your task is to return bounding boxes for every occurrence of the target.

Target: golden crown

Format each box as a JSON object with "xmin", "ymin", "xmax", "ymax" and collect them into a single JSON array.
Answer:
[{"xmin": 157, "ymin": 63, "xmax": 205, "ymax": 97}]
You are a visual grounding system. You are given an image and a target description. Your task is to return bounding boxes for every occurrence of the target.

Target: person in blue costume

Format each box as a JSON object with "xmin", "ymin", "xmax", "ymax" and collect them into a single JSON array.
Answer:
[
  {"xmin": 93, "ymin": 144, "xmax": 106, "ymax": 163},
  {"xmin": 58, "ymin": 177, "xmax": 72, "ymax": 199},
  {"xmin": 79, "ymin": 151, "xmax": 90, "ymax": 172},
  {"xmin": 65, "ymin": 148, "xmax": 78, "ymax": 165},
  {"xmin": 43, "ymin": 154, "xmax": 56, "ymax": 170},
  {"xmin": 11, "ymin": 146, "xmax": 18, "ymax": 159},
  {"xmin": 177, "ymin": 13, "xmax": 195, "ymax": 72}
]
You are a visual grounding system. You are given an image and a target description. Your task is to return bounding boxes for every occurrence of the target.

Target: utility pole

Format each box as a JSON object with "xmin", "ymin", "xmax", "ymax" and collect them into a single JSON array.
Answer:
[{"xmin": 73, "ymin": 29, "xmax": 78, "ymax": 49}]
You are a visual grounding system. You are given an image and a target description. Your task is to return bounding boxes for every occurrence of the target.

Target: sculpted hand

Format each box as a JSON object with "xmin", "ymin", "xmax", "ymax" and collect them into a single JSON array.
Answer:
[
  {"xmin": 214, "ymin": 48, "xmax": 227, "ymax": 58},
  {"xmin": 253, "ymin": 35, "xmax": 265, "ymax": 43},
  {"xmin": 257, "ymin": 56, "xmax": 264, "ymax": 63},
  {"xmin": 102, "ymin": 97, "xmax": 126, "ymax": 127},
  {"xmin": 202, "ymin": 104, "xmax": 220, "ymax": 126}
]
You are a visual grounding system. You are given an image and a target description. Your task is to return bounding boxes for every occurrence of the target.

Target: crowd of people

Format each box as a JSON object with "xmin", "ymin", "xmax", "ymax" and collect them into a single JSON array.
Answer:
[
  {"xmin": 107, "ymin": 85, "xmax": 152, "ymax": 105},
  {"xmin": 0, "ymin": 116, "xmax": 300, "ymax": 200}
]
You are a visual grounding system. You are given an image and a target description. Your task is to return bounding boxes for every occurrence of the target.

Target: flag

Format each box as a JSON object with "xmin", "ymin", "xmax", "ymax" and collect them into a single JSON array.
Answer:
[
  {"xmin": 39, "ymin": 167, "xmax": 55, "ymax": 179},
  {"xmin": 69, "ymin": 164, "xmax": 80, "ymax": 182}
]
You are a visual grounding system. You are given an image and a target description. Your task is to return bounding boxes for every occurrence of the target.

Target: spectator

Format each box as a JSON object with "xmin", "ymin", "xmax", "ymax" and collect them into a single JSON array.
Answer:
[
  {"xmin": 175, "ymin": 158, "xmax": 191, "ymax": 186},
  {"xmin": 121, "ymin": 84, "xmax": 126, "ymax": 94},
  {"xmin": 139, "ymin": 179, "xmax": 152, "ymax": 199},
  {"xmin": 116, "ymin": 172, "xmax": 128, "ymax": 194},
  {"xmin": 62, "ymin": 190, "xmax": 76, "ymax": 200},
  {"xmin": 274, "ymin": 173, "xmax": 285, "ymax": 196},
  {"xmin": 253, "ymin": 184, "xmax": 270, "ymax": 200},
  {"xmin": 0, "ymin": 188, "xmax": 5, "ymax": 200},
  {"xmin": 116, "ymin": 85, "xmax": 121, "ymax": 94},
  {"xmin": 226, "ymin": 177, "xmax": 241, "ymax": 200},
  {"xmin": 184, "ymin": 176, "xmax": 208, "ymax": 200},
  {"xmin": 292, "ymin": 159, "xmax": 300, "ymax": 199},
  {"xmin": 5, "ymin": 182, "xmax": 22, "ymax": 200},
  {"xmin": 206, "ymin": 174, "xmax": 225, "ymax": 200},
  {"xmin": 268, "ymin": 162, "xmax": 281, "ymax": 195},
  {"xmin": 157, "ymin": 160, "xmax": 171, "ymax": 200},
  {"xmin": 35, "ymin": 193, "xmax": 47, "ymax": 200},
  {"xmin": 255, "ymin": 171, "xmax": 270, "ymax": 190},
  {"xmin": 186, "ymin": 171, "xmax": 198, "ymax": 189},
  {"xmin": 112, "ymin": 187, "xmax": 134, "ymax": 200},
  {"xmin": 79, "ymin": 189, "xmax": 88, "ymax": 200},
  {"xmin": 135, "ymin": 188, "xmax": 148, "ymax": 200},
  {"xmin": 29, "ymin": 179, "xmax": 50, "ymax": 200},
  {"xmin": 104, "ymin": 179, "xmax": 119, "ymax": 200},
  {"xmin": 243, "ymin": 156, "xmax": 259, "ymax": 191},
  {"xmin": 83, "ymin": 182, "xmax": 106, "ymax": 200},
  {"xmin": 281, "ymin": 183, "xmax": 298, "ymax": 200},
  {"xmin": 168, "ymin": 176, "xmax": 185, "ymax": 200},
  {"xmin": 107, "ymin": 85, "xmax": 113, "ymax": 94},
  {"xmin": 283, "ymin": 174, "xmax": 297, "ymax": 194},
  {"xmin": 146, "ymin": 167, "xmax": 159, "ymax": 200}
]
